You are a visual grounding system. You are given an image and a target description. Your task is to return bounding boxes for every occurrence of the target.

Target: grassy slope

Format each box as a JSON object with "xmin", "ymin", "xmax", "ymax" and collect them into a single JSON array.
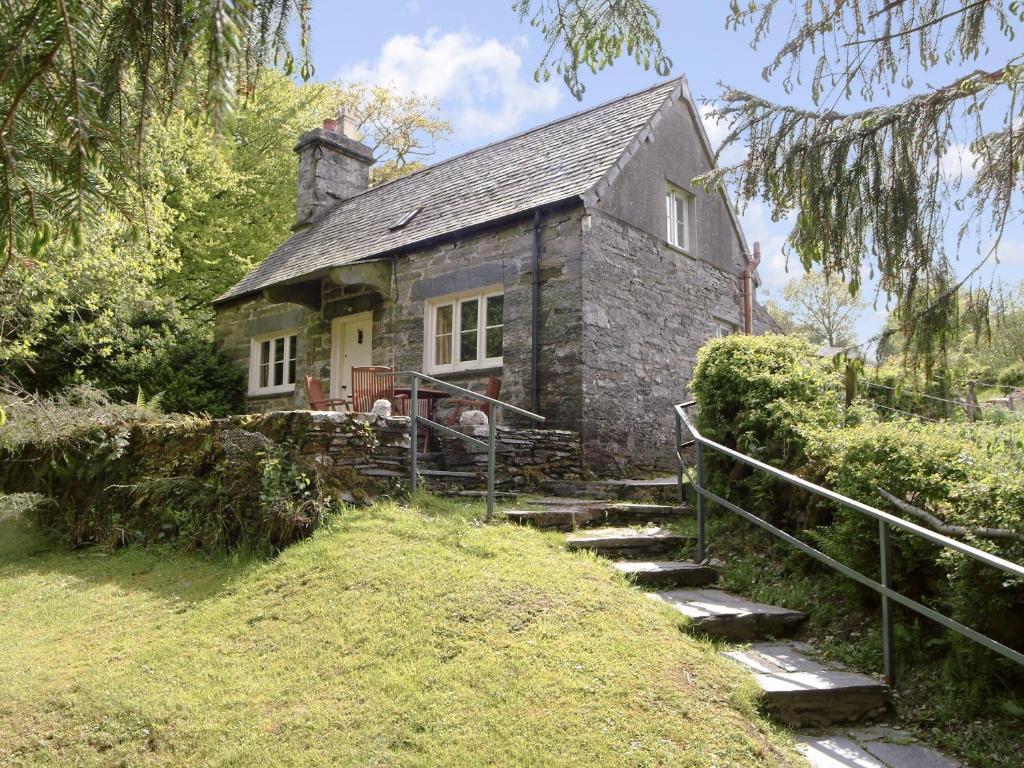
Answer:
[{"xmin": 0, "ymin": 496, "xmax": 799, "ymax": 767}]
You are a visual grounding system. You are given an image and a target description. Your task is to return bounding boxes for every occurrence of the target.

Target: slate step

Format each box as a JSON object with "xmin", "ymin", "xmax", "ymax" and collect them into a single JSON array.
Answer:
[
  {"xmin": 725, "ymin": 642, "xmax": 889, "ymax": 728},
  {"xmin": 441, "ymin": 489, "xmax": 520, "ymax": 500},
  {"xmin": 418, "ymin": 469, "xmax": 478, "ymax": 478},
  {"xmin": 565, "ymin": 527, "xmax": 692, "ymax": 560},
  {"xmin": 507, "ymin": 501, "xmax": 692, "ymax": 531},
  {"xmin": 613, "ymin": 560, "xmax": 717, "ymax": 588},
  {"xmin": 797, "ymin": 727, "xmax": 961, "ymax": 767},
  {"xmin": 541, "ymin": 477, "xmax": 682, "ymax": 504},
  {"xmin": 505, "ymin": 506, "xmax": 603, "ymax": 531},
  {"xmin": 647, "ymin": 589, "xmax": 808, "ymax": 641}
]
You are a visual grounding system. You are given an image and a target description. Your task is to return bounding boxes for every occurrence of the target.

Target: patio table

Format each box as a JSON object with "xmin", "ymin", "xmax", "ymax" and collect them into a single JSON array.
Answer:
[{"xmin": 394, "ymin": 386, "xmax": 450, "ymax": 451}]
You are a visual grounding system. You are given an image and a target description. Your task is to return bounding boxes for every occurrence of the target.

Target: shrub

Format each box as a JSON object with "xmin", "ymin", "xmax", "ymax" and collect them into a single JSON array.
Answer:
[
  {"xmin": 691, "ymin": 334, "xmax": 843, "ymax": 461},
  {"xmin": 690, "ymin": 335, "xmax": 844, "ymax": 523},
  {"xmin": 106, "ymin": 327, "xmax": 246, "ymax": 416},
  {"xmin": 804, "ymin": 420, "xmax": 1024, "ymax": 701},
  {"xmin": 997, "ymin": 362, "xmax": 1024, "ymax": 388}
]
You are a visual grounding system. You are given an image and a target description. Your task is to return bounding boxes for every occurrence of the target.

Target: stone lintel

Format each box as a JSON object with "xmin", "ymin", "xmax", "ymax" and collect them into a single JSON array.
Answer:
[
  {"xmin": 329, "ymin": 261, "xmax": 392, "ymax": 294},
  {"xmin": 262, "ymin": 281, "xmax": 322, "ymax": 311}
]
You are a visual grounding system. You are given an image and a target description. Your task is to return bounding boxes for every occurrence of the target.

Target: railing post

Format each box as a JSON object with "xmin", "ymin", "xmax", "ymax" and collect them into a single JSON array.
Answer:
[
  {"xmin": 695, "ymin": 441, "xmax": 706, "ymax": 563},
  {"xmin": 409, "ymin": 376, "xmax": 419, "ymax": 495},
  {"xmin": 675, "ymin": 411, "xmax": 685, "ymax": 505},
  {"xmin": 879, "ymin": 519, "xmax": 895, "ymax": 686},
  {"xmin": 486, "ymin": 407, "xmax": 497, "ymax": 521}
]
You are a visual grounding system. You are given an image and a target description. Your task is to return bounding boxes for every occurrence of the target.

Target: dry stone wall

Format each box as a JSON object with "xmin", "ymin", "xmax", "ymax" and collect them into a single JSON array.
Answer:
[{"xmin": 0, "ymin": 410, "xmax": 588, "ymax": 551}]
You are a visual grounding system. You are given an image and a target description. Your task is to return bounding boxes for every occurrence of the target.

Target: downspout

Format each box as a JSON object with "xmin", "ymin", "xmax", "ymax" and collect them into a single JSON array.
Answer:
[
  {"xmin": 742, "ymin": 241, "xmax": 761, "ymax": 335},
  {"xmin": 531, "ymin": 210, "xmax": 542, "ymax": 414}
]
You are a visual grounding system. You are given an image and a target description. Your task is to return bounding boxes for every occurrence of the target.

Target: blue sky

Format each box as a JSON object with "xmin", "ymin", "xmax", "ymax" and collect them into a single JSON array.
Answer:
[{"xmin": 304, "ymin": 1, "xmax": 1024, "ymax": 343}]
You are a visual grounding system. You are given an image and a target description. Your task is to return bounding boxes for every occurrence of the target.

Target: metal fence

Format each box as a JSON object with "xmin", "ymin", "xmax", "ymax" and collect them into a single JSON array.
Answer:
[
  {"xmin": 391, "ymin": 371, "xmax": 545, "ymax": 518},
  {"xmin": 673, "ymin": 400, "xmax": 1024, "ymax": 685}
]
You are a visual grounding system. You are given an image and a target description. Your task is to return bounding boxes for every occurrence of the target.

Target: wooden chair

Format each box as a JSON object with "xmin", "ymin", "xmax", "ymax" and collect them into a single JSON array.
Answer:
[
  {"xmin": 351, "ymin": 366, "xmax": 403, "ymax": 413},
  {"xmin": 448, "ymin": 376, "xmax": 501, "ymax": 425},
  {"xmin": 305, "ymin": 375, "xmax": 351, "ymax": 411}
]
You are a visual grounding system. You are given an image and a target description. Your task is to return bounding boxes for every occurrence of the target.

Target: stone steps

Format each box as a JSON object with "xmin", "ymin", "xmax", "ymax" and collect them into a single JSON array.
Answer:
[
  {"xmin": 646, "ymin": 588, "xmax": 808, "ymax": 642},
  {"xmin": 724, "ymin": 642, "xmax": 889, "ymax": 728},
  {"xmin": 797, "ymin": 727, "xmax": 961, "ymax": 767},
  {"xmin": 532, "ymin": 485, "xmax": 958, "ymax": 766},
  {"xmin": 613, "ymin": 560, "xmax": 717, "ymax": 588},
  {"xmin": 565, "ymin": 526, "xmax": 692, "ymax": 560}
]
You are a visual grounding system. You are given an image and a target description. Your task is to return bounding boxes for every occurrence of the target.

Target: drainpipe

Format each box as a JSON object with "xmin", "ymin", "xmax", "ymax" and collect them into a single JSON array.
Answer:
[
  {"xmin": 531, "ymin": 210, "xmax": 542, "ymax": 414},
  {"xmin": 742, "ymin": 241, "xmax": 761, "ymax": 335}
]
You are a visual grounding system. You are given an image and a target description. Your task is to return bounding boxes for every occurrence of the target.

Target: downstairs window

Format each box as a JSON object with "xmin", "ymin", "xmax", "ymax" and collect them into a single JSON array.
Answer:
[
  {"xmin": 249, "ymin": 331, "xmax": 298, "ymax": 395},
  {"xmin": 425, "ymin": 288, "xmax": 503, "ymax": 374}
]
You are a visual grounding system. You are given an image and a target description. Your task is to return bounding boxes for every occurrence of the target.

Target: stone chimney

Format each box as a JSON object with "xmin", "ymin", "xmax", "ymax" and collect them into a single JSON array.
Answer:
[{"xmin": 293, "ymin": 110, "xmax": 374, "ymax": 230}]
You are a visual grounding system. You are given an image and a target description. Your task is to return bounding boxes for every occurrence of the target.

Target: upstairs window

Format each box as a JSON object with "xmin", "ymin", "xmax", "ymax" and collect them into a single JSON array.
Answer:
[
  {"xmin": 425, "ymin": 288, "xmax": 503, "ymax": 373},
  {"xmin": 666, "ymin": 185, "xmax": 695, "ymax": 252},
  {"xmin": 249, "ymin": 331, "xmax": 298, "ymax": 395}
]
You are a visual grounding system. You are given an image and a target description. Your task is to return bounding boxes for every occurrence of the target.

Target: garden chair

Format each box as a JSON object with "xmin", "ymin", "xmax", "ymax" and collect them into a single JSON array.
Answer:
[
  {"xmin": 448, "ymin": 376, "xmax": 501, "ymax": 425},
  {"xmin": 351, "ymin": 366, "xmax": 405, "ymax": 413},
  {"xmin": 304, "ymin": 375, "xmax": 350, "ymax": 411}
]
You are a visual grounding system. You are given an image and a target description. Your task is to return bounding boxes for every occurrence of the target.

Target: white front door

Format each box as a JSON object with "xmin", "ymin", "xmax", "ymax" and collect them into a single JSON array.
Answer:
[{"xmin": 330, "ymin": 312, "xmax": 373, "ymax": 399}]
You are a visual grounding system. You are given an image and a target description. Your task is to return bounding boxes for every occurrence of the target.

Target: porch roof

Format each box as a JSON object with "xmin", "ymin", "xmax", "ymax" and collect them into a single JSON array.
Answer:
[{"xmin": 216, "ymin": 79, "xmax": 684, "ymax": 304}]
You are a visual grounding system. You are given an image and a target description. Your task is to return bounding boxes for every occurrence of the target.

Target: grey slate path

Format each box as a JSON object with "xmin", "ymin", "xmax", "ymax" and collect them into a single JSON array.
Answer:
[
  {"xmin": 725, "ymin": 642, "xmax": 888, "ymax": 727},
  {"xmin": 797, "ymin": 727, "xmax": 962, "ymax": 767}
]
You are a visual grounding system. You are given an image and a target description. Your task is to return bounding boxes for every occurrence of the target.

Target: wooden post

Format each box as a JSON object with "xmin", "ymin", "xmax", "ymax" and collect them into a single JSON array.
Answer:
[
  {"xmin": 844, "ymin": 361, "xmax": 858, "ymax": 409},
  {"xmin": 966, "ymin": 381, "xmax": 978, "ymax": 422}
]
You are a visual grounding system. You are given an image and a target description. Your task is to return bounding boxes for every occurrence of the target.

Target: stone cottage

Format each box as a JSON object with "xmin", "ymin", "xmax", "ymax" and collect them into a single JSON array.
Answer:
[{"xmin": 214, "ymin": 78, "xmax": 772, "ymax": 474}]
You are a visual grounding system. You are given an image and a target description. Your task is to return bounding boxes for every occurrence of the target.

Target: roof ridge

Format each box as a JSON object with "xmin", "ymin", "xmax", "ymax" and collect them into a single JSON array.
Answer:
[{"xmin": 344, "ymin": 77, "xmax": 685, "ymax": 202}]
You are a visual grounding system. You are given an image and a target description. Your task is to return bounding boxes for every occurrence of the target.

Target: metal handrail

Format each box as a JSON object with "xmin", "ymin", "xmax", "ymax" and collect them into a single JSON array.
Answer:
[
  {"xmin": 385, "ymin": 371, "xmax": 545, "ymax": 518},
  {"xmin": 674, "ymin": 400, "xmax": 1024, "ymax": 684}
]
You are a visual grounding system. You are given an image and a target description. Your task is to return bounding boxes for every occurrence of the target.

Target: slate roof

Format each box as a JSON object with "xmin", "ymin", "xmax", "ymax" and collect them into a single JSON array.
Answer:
[{"xmin": 217, "ymin": 79, "xmax": 683, "ymax": 303}]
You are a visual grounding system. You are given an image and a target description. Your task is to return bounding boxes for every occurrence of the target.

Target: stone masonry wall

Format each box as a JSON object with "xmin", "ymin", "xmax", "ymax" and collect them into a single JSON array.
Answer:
[
  {"xmin": 434, "ymin": 424, "xmax": 586, "ymax": 489},
  {"xmin": 580, "ymin": 208, "xmax": 746, "ymax": 474},
  {"xmin": 214, "ymin": 297, "xmax": 331, "ymax": 412},
  {"xmin": 214, "ymin": 204, "xmax": 587, "ymax": 433},
  {"xmin": 380, "ymin": 205, "xmax": 585, "ymax": 431}
]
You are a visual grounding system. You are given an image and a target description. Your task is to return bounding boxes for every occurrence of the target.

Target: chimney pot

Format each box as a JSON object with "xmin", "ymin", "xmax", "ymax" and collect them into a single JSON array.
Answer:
[{"xmin": 323, "ymin": 117, "xmax": 338, "ymax": 133}]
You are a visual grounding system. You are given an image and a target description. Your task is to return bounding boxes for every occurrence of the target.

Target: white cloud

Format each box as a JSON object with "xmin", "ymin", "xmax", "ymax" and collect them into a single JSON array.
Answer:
[
  {"xmin": 993, "ymin": 238, "xmax": 1024, "ymax": 266},
  {"xmin": 340, "ymin": 29, "xmax": 562, "ymax": 140},
  {"xmin": 939, "ymin": 142, "xmax": 980, "ymax": 186}
]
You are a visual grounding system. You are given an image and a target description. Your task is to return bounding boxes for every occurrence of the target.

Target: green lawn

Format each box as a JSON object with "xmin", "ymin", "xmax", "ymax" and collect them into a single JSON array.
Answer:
[{"xmin": 0, "ymin": 496, "xmax": 799, "ymax": 767}]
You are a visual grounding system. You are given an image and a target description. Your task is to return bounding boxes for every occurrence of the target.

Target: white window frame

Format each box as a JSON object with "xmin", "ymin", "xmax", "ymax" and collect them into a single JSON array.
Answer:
[
  {"xmin": 248, "ymin": 329, "xmax": 299, "ymax": 395},
  {"xmin": 665, "ymin": 184, "xmax": 695, "ymax": 253},
  {"xmin": 713, "ymin": 318, "xmax": 738, "ymax": 338},
  {"xmin": 424, "ymin": 286, "xmax": 504, "ymax": 374}
]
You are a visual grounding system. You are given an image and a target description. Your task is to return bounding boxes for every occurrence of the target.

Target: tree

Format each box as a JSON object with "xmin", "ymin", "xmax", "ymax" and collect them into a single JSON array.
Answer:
[
  {"xmin": 157, "ymin": 73, "xmax": 450, "ymax": 314},
  {"xmin": 1, "ymin": 71, "xmax": 451, "ymax": 403},
  {"xmin": 779, "ymin": 272, "xmax": 866, "ymax": 349},
  {"xmin": 0, "ymin": 0, "xmax": 313, "ymax": 275},
  {"xmin": 518, "ymin": 1, "xmax": 1024, "ymax": 355}
]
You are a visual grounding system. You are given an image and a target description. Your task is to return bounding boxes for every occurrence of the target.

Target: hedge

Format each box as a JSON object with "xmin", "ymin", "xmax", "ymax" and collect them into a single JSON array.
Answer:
[{"xmin": 691, "ymin": 334, "xmax": 1024, "ymax": 692}]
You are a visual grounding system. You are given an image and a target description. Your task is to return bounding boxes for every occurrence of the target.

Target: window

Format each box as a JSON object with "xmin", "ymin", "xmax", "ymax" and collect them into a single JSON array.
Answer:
[
  {"xmin": 425, "ymin": 288, "xmax": 503, "ymax": 373},
  {"xmin": 249, "ymin": 331, "xmax": 298, "ymax": 395},
  {"xmin": 713, "ymin": 319, "xmax": 738, "ymax": 338},
  {"xmin": 666, "ymin": 185, "xmax": 695, "ymax": 252}
]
